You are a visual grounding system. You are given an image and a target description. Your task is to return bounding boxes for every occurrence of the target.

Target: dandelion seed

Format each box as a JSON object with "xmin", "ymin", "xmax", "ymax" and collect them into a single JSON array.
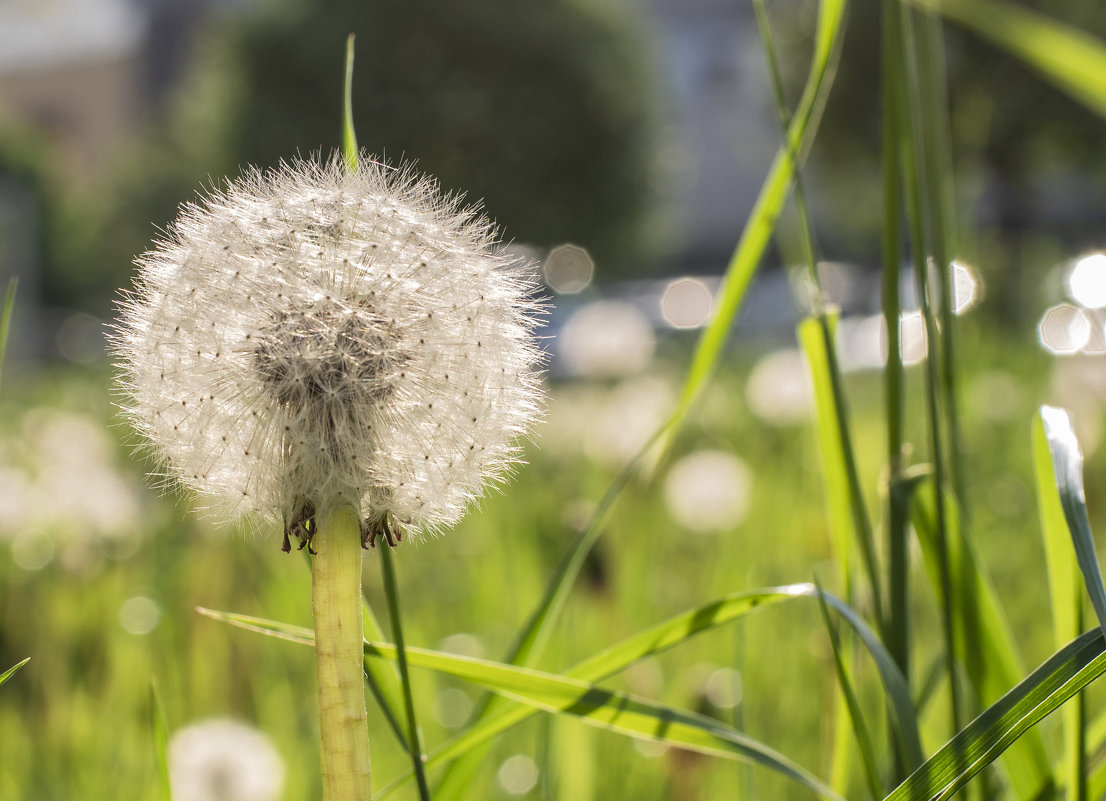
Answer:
[{"xmin": 113, "ymin": 155, "xmax": 544, "ymax": 542}]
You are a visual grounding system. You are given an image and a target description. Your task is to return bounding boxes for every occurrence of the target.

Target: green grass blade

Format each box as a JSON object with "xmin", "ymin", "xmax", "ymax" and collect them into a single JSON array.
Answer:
[
  {"xmin": 193, "ymin": 606, "xmax": 843, "ymax": 800},
  {"xmin": 407, "ymin": 586, "xmax": 815, "ymax": 790},
  {"xmin": 883, "ymin": 629, "xmax": 1106, "ymax": 801},
  {"xmin": 0, "ymin": 657, "xmax": 28, "ymax": 688},
  {"xmin": 1034, "ymin": 410, "xmax": 1087, "ymax": 800},
  {"xmin": 815, "ymin": 579, "xmax": 882, "ymax": 799},
  {"xmin": 799, "ymin": 314, "xmax": 882, "ymax": 611},
  {"xmin": 664, "ymin": 0, "xmax": 846, "ymax": 444},
  {"xmin": 361, "ymin": 596, "xmax": 415, "ymax": 753},
  {"xmin": 909, "ymin": 477, "xmax": 1053, "ymax": 797},
  {"xmin": 1039, "ymin": 406, "xmax": 1106, "ymax": 634},
  {"xmin": 913, "ymin": 0, "xmax": 1106, "ymax": 119},
  {"xmin": 378, "ymin": 547, "xmax": 432, "ymax": 801},
  {"xmin": 0, "ymin": 277, "xmax": 18, "ymax": 393},
  {"xmin": 150, "ymin": 679, "xmax": 172, "ymax": 801},
  {"xmin": 341, "ymin": 33, "xmax": 358, "ymax": 170},
  {"xmin": 434, "ymin": 0, "xmax": 847, "ymax": 793},
  {"xmin": 199, "ymin": 581, "xmax": 923, "ymax": 794},
  {"xmin": 818, "ymin": 591, "xmax": 924, "ymax": 769}
]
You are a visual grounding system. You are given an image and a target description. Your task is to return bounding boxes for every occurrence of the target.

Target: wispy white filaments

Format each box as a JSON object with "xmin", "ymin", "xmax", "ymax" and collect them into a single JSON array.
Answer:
[{"xmin": 114, "ymin": 155, "xmax": 544, "ymax": 544}]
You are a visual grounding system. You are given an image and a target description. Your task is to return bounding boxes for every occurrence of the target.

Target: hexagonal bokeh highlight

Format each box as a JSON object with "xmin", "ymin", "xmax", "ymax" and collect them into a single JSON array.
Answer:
[
  {"xmin": 1039, "ymin": 303, "xmax": 1091, "ymax": 354},
  {"xmin": 542, "ymin": 244, "xmax": 594, "ymax": 294},
  {"xmin": 661, "ymin": 277, "xmax": 713, "ymax": 328}
]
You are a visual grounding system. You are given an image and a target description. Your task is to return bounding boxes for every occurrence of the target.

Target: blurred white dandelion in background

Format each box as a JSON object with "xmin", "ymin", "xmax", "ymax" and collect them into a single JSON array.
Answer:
[
  {"xmin": 556, "ymin": 300, "xmax": 654, "ymax": 377},
  {"xmin": 112, "ymin": 155, "xmax": 545, "ymax": 539},
  {"xmin": 169, "ymin": 718, "xmax": 284, "ymax": 801},
  {"xmin": 745, "ymin": 348, "xmax": 813, "ymax": 426},
  {"xmin": 663, "ymin": 450, "xmax": 753, "ymax": 533},
  {"xmin": 0, "ymin": 408, "xmax": 144, "ymax": 569}
]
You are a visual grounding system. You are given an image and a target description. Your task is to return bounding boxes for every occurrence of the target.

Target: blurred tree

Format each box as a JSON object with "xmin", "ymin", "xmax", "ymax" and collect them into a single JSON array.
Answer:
[{"xmin": 72, "ymin": 0, "xmax": 663, "ymax": 313}]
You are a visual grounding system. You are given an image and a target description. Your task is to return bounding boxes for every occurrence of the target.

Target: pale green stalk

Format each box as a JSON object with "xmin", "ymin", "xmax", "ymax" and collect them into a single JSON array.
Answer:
[{"xmin": 313, "ymin": 505, "xmax": 372, "ymax": 801}]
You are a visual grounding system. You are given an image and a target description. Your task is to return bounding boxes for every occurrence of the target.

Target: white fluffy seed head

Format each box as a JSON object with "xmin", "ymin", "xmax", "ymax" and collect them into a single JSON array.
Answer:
[{"xmin": 113, "ymin": 154, "xmax": 545, "ymax": 537}]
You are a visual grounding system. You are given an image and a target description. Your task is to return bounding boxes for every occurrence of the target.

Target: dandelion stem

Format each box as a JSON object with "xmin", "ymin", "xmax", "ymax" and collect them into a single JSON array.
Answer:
[{"xmin": 313, "ymin": 504, "xmax": 372, "ymax": 801}]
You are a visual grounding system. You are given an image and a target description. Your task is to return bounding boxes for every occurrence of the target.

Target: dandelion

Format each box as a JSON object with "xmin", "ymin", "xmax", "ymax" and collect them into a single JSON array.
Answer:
[
  {"xmin": 113, "ymin": 155, "xmax": 544, "ymax": 548},
  {"xmin": 113, "ymin": 152, "xmax": 545, "ymax": 801},
  {"xmin": 169, "ymin": 718, "xmax": 285, "ymax": 801}
]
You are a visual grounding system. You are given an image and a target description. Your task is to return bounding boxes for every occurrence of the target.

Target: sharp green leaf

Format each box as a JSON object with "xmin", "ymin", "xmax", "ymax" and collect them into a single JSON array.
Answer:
[
  {"xmin": 1039, "ymin": 406, "xmax": 1106, "ymax": 635},
  {"xmin": 1034, "ymin": 409, "xmax": 1087, "ymax": 800},
  {"xmin": 194, "ymin": 606, "xmax": 843, "ymax": 800},
  {"xmin": 884, "ymin": 629, "xmax": 1106, "ymax": 801},
  {"xmin": 0, "ymin": 657, "xmax": 28, "ymax": 688}
]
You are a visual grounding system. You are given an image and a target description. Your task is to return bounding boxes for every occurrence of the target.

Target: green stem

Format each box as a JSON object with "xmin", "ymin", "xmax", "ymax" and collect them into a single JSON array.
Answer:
[
  {"xmin": 313, "ymin": 505, "xmax": 372, "ymax": 801},
  {"xmin": 379, "ymin": 544, "xmax": 432, "ymax": 800}
]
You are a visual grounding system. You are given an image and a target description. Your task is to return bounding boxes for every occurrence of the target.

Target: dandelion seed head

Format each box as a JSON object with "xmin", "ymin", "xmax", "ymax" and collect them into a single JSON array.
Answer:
[
  {"xmin": 113, "ymin": 155, "xmax": 545, "ymax": 537},
  {"xmin": 169, "ymin": 718, "xmax": 284, "ymax": 801}
]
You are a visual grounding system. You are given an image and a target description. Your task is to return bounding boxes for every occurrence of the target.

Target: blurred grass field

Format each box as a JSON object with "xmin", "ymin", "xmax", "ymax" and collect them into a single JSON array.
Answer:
[{"xmin": 0, "ymin": 316, "xmax": 1096, "ymax": 800}]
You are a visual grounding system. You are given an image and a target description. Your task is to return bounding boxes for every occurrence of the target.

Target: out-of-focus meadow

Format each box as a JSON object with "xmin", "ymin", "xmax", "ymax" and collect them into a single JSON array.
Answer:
[{"xmin": 5, "ymin": 1, "xmax": 1106, "ymax": 800}]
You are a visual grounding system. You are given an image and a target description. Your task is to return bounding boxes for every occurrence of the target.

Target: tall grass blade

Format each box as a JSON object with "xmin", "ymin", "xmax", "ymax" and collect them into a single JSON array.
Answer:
[
  {"xmin": 0, "ymin": 277, "xmax": 18, "ymax": 393},
  {"xmin": 150, "ymin": 679, "xmax": 172, "ymax": 801},
  {"xmin": 0, "ymin": 657, "xmax": 28, "ymax": 688},
  {"xmin": 883, "ymin": 629, "xmax": 1106, "ymax": 801},
  {"xmin": 193, "ymin": 605, "xmax": 844, "ymax": 800},
  {"xmin": 200, "ymin": 580, "xmax": 923, "ymax": 792},
  {"xmin": 378, "ymin": 547, "xmax": 432, "ymax": 800},
  {"xmin": 913, "ymin": 0, "xmax": 1106, "ymax": 119},
  {"xmin": 909, "ymin": 477, "xmax": 1052, "ymax": 797},
  {"xmin": 799, "ymin": 314, "xmax": 882, "ymax": 611},
  {"xmin": 815, "ymin": 578, "xmax": 882, "ymax": 799},
  {"xmin": 341, "ymin": 34, "xmax": 358, "ymax": 170},
  {"xmin": 1034, "ymin": 410, "xmax": 1087, "ymax": 800},
  {"xmin": 664, "ymin": 0, "xmax": 846, "ymax": 444},
  {"xmin": 433, "ymin": 4, "xmax": 847, "ymax": 780},
  {"xmin": 1038, "ymin": 406, "xmax": 1106, "ymax": 634},
  {"xmin": 361, "ymin": 596, "xmax": 414, "ymax": 753}
]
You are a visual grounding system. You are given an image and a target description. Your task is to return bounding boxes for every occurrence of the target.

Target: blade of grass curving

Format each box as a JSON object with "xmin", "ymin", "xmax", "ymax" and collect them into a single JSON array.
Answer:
[
  {"xmin": 1033, "ymin": 410, "xmax": 1087, "ymax": 800},
  {"xmin": 150, "ymin": 679, "xmax": 172, "ymax": 801},
  {"xmin": 199, "ymin": 580, "xmax": 924, "ymax": 792},
  {"xmin": 378, "ymin": 546, "xmax": 432, "ymax": 801},
  {"xmin": 368, "ymin": 647, "xmax": 847, "ymax": 801},
  {"xmin": 909, "ymin": 477, "xmax": 1053, "ymax": 797},
  {"xmin": 341, "ymin": 34, "xmax": 357, "ymax": 170},
  {"xmin": 815, "ymin": 577, "xmax": 882, "ymax": 799},
  {"xmin": 1039, "ymin": 406, "xmax": 1106, "ymax": 634},
  {"xmin": 799, "ymin": 314, "xmax": 883, "ymax": 614},
  {"xmin": 0, "ymin": 277, "xmax": 18, "ymax": 393},
  {"xmin": 663, "ymin": 0, "xmax": 846, "ymax": 448},
  {"xmin": 0, "ymin": 657, "xmax": 28, "ymax": 688},
  {"xmin": 193, "ymin": 606, "xmax": 844, "ymax": 800},
  {"xmin": 883, "ymin": 629, "xmax": 1106, "ymax": 801},
  {"xmin": 910, "ymin": 0, "xmax": 1106, "ymax": 119}
]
